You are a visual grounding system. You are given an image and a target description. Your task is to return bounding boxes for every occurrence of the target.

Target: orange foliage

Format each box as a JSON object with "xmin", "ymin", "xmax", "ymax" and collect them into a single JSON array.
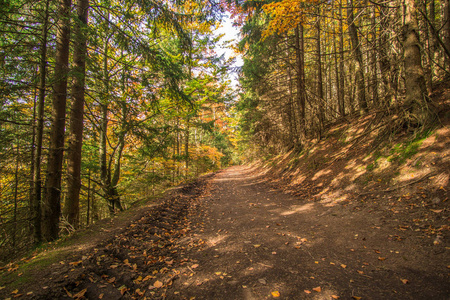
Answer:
[{"xmin": 262, "ymin": 0, "xmax": 318, "ymax": 38}]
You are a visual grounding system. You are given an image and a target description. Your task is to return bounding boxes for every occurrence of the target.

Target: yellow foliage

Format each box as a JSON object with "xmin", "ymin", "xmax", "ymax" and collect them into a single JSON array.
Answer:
[{"xmin": 261, "ymin": 0, "xmax": 318, "ymax": 39}]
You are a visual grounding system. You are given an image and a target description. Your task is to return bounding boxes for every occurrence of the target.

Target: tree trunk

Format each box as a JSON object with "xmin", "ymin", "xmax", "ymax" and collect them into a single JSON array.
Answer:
[
  {"xmin": 347, "ymin": 0, "xmax": 368, "ymax": 114},
  {"xmin": 295, "ymin": 24, "xmax": 306, "ymax": 141},
  {"xmin": 444, "ymin": 0, "xmax": 450, "ymax": 70},
  {"xmin": 64, "ymin": 0, "xmax": 89, "ymax": 230},
  {"xmin": 43, "ymin": 0, "xmax": 71, "ymax": 241},
  {"xmin": 403, "ymin": 0, "xmax": 434, "ymax": 125},
  {"xmin": 286, "ymin": 36, "xmax": 297, "ymax": 146},
  {"xmin": 185, "ymin": 119, "xmax": 190, "ymax": 179},
  {"xmin": 428, "ymin": 0, "xmax": 438, "ymax": 82},
  {"xmin": 371, "ymin": 7, "xmax": 379, "ymax": 106},
  {"xmin": 13, "ymin": 138, "xmax": 20, "ymax": 248},
  {"xmin": 338, "ymin": 0, "xmax": 345, "ymax": 116},
  {"xmin": 316, "ymin": 10, "xmax": 324, "ymax": 139},
  {"xmin": 32, "ymin": 0, "xmax": 50, "ymax": 244}
]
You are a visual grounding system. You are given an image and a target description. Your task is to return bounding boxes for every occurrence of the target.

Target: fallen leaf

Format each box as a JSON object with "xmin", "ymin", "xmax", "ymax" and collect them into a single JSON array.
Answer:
[
  {"xmin": 430, "ymin": 209, "xmax": 443, "ymax": 213},
  {"xmin": 400, "ymin": 278, "xmax": 409, "ymax": 284},
  {"xmin": 253, "ymin": 244, "xmax": 261, "ymax": 248},
  {"xmin": 271, "ymin": 290, "xmax": 280, "ymax": 297},
  {"xmin": 215, "ymin": 272, "xmax": 222, "ymax": 276},
  {"xmin": 107, "ymin": 277, "xmax": 116, "ymax": 284},
  {"xmin": 340, "ymin": 264, "xmax": 347, "ymax": 269},
  {"xmin": 191, "ymin": 264, "xmax": 199, "ymax": 269},
  {"xmin": 118, "ymin": 285, "xmax": 127, "ymax": 295},
  {"xmin": 331, "ymin": 295, "xmax": 340, "ymax": 299},
  {"xmin": 109, "ymin": 264, "xmax": 119, "ymax": 269},
  {"xmin": 11, "ymin": 290, "xmax": 19, "ymax": 294},
  {"xmin": 136, "ymin": 289, "xmax": 144, "ymax": 296},
  {"xmin": 304, "ymin": 290, "xmax": 311, "ymax": 294},
  {"xmin": 357, "ymin": 270, "xmax": 364, "ymax": 275},
  {"xmin": 378, "ymin": 257, "xmax": 387, "ymax": 261},
  {"xmin": 313, "ymin": 286, "xmax": 322, "ymax": 292},
  {"xmin": 64, "ymin": 288, "xmax": 72, "ymax": 298},
  {"xmin": 73, "ymin": 288, "xmax": 87, "ymax": 298},
  {"xmin": 352, "ymin": 297, "xmax": 362, "ymax": 300},
  {"xmin": 258, "ymin": 278, "xmax": 266, "ymax": 285},
  {"xmin": 99, "ymin": 293, "xmax": 104, "ymax": 299},
  {"xmin": 153, "ymin": 280, "xmax": 163, "ymax": 288}
]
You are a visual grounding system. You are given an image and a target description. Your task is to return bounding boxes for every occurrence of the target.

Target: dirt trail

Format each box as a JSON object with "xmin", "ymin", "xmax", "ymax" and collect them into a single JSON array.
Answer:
[
  {"xmin": 1, "ymin": 166, "xmax": 448, "ymax": 299},
  {"xmin": 168, "ymin": 166, "xmax": 448, "ymax": 299}
]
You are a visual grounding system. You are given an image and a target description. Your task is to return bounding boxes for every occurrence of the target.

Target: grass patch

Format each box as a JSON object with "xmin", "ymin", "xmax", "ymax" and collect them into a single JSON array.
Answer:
[{"xmin": 371, "ymin": 130, "xmax": 433, "ymax": 167}]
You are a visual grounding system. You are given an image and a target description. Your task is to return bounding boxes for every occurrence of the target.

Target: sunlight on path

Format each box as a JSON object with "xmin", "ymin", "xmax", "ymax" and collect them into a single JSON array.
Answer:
[{"xmin": 168, "ymin": 165, "xmax": 449, "ymax": 300}]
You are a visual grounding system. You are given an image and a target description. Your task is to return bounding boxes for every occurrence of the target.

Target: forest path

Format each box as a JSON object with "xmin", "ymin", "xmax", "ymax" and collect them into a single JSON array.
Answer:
[
  {"xmin": 168, "ymin": 165, "xmax": 448, "ymax": 299},
  {"xmin": 1, "ymin": 165, "xmax": 448, "ymax": 299}
]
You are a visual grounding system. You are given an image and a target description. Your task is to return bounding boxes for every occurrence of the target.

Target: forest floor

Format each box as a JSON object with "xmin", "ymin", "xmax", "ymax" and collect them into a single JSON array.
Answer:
[{"xmin": 1, "ymin": 84, "xmax": 449, "ymax": 299}]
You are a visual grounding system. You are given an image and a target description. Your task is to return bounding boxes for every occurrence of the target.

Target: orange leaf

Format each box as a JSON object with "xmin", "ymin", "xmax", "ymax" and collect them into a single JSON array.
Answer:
[
  {"xmin": 73, "ymin": 288, "xmax": 87, "ymax": 298},
  {"xmin": 304, "ymin": 290, "xmax": 311, "ymax": 294},
  {"xmin": 271, "ymin": 290, "xmax": 280, "ymax": 297},
  {"xmin": 313, "ymin": 286, "xmax": 322, "ymax": 292},
  {"xmin": 153, "ymin": 280, "xmax": 163, "ymax": 288},
  {"xmin": 331, "ymin": 295, "xmax": 340, "ymax": 299},
  {"xmin": 400, "ymin": 278, "xmax": 409, "ymax": 284},
  {"xmin": 340, "ymin": 264, "xmax": 347, "ymax": 269},
  {"xmin": 378, "ymin": 257, "xmax": 386, "ymax": 261}
]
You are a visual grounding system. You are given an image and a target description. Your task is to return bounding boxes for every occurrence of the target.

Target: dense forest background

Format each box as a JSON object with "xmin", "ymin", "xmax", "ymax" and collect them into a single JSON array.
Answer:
[
  {"xmin": 236, "ymin": 0, "xmax": 448, "ymax": 159},
  {"xmin": 1, "ymin": 0, "xmax": 448, "ymax": 262},
  {"xmin": 0, "ymin": 0, "xmax": 237, "ymax": 260}
]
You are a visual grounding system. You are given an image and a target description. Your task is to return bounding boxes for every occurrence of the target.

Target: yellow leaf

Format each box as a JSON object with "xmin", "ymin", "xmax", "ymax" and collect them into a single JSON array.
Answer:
[
  {"xmin": 313, "ymin": 286, "xmax": 322, "ymax": 292},
  {"xmin": 340, "ymin": 264, "xmax": 347, "ymax": 269},
  {"xmin": 215, "ymin": 272, "xmax": 222, "ymax": 276},
  {"xmin": 271, "ymin": 290, "xmax": 280, "ymax": 297}
]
